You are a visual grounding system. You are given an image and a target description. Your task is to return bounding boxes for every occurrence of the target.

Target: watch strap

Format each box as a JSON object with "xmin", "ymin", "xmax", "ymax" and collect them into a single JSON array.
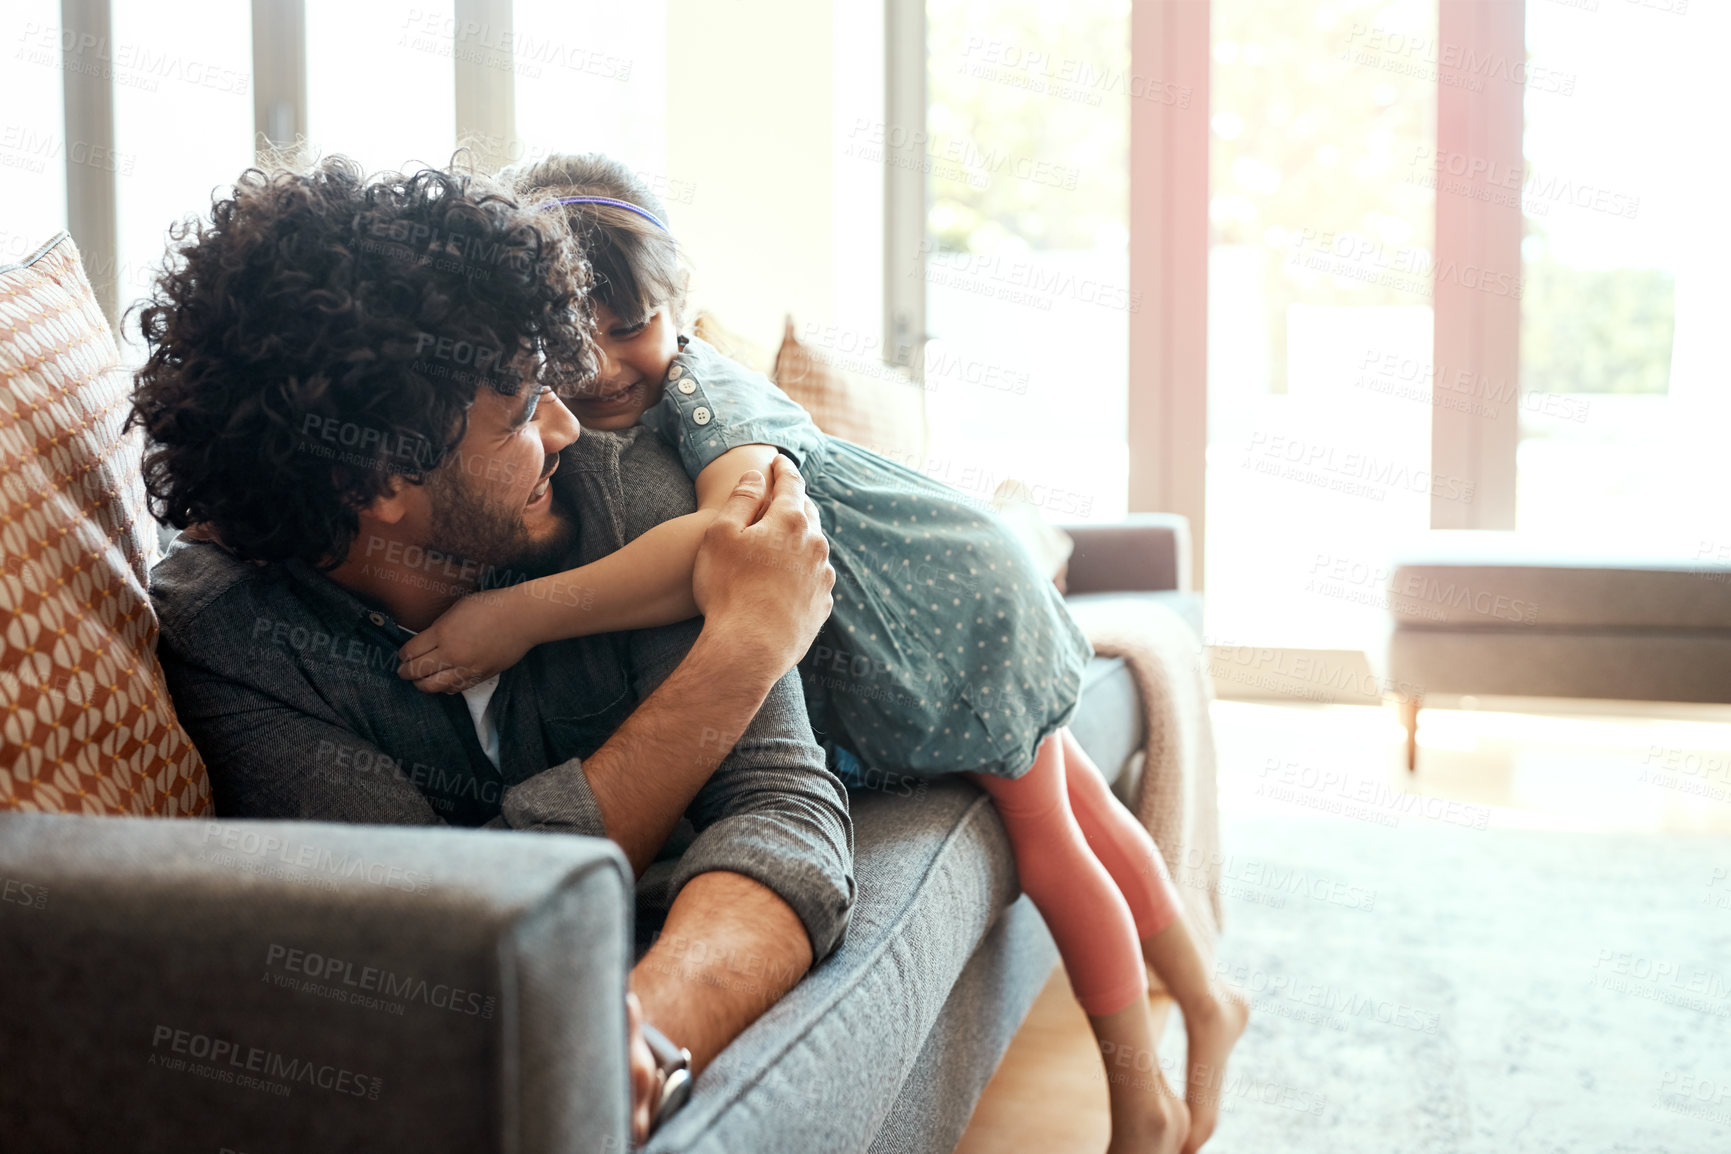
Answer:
[{"xmin": 639, "ymin": 1022, "xmax": 693, "ymax": 1136}]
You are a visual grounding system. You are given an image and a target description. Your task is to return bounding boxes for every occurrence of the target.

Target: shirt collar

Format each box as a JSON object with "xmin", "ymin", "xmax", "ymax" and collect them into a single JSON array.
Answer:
[{"xmin": 279, "ymin": 556, "xmax": 410, "ymax": 643}]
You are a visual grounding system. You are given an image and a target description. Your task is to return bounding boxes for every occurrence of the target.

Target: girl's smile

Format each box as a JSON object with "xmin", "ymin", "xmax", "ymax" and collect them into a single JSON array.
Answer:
[
  {"xmin": 571, "ymin": 377, "xmax": 648, "ymax": 421},
  {"xmin": 571, "ymin": 302, "xmax": 681, "ymax": 430}
]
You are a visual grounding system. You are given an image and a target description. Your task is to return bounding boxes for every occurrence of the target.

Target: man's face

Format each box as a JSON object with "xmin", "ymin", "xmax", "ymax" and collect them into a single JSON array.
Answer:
[{"xmin": 420, "ymin": 367, "xmax": 582, "ymax": 580}]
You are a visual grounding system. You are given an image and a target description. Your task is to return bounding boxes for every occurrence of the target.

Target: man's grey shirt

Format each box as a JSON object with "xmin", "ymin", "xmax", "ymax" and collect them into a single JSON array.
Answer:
[{"xmin": 149, "ymin": 427, "xmax": 855, "ymax": 960}]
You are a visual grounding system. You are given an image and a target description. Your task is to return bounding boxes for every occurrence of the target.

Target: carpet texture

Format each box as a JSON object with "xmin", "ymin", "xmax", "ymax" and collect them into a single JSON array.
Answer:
[{"xmin": 1192, "ymin": 809, "xmax": 1731, "ymax": 1153}]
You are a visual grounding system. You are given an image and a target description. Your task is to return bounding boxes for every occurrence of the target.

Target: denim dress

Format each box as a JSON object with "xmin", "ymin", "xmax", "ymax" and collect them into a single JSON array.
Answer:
[{"xmin": 640, "ymin": 336, "xmax": 1093, "ymax": 781}]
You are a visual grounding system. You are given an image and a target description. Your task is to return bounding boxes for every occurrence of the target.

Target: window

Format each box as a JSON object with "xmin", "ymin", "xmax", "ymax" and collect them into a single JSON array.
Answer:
[
  {"xmin": 1516, "ymin": 0, "xmax": 1726, "ymax": 553},
  {"xmin": 512, "ymin": 0, "xmax": 667, "ymax": 176},
  {"xmin": 306, "ymin": 0, "xmax": 456, "ymax": 177},
  {"xmin": 1, "ymin": 1, "xmax": 68, "ymax": 262},
  {"xmin": 111, "ymin": 0, "xmax": 253, "ymax": 356},
  {"xmin": 1205, "ymin": 0, "xmax": 1438, "ymax": 649},
  {"xmin": 921, "ymin": 0, "xmax": 1132, "ymax": 523}
]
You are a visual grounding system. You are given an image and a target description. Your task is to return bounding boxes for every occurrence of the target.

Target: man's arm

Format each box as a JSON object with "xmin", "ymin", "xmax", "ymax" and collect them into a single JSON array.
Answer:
[
  {"xmin": 632, "ymin": 870, "xmax": 812, "ymax": 1078},
  {"xmin": 570, "ymin": 456, "xmax": 836, "ymax": 872},
  {"xmin": 613, "ymin": 457, "xmax": 853, "ymax": 1080},
  {"xmin": 617, "ymin": 644, "xmax": 852, "ymax": 1077}
]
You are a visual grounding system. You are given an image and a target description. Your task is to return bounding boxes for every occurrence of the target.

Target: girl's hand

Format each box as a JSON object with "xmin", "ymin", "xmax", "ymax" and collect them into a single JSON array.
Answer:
[{"xmin": 396, "ymin": 588, "xmax": 536, "ymax": 693}]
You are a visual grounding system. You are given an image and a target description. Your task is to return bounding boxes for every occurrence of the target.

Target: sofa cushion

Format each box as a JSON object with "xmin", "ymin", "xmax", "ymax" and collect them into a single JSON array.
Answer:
[
  {"xmin": 865, "ymin": 898, "xmax": 1056, "ymax": 1154},
  {"xmin": 0, "ymin": 233, "xmax": 210, "ymax": 816},
  {"xmin": 642, "ymin": 778, "xmax": 1018, "ymax": 1154},
  {"xmin": 991, "ymin": 478, "xmax": 1075, "ymax": 587},
  {"xmin": 1388, "ymin": 627, "xmax": 1731, "ymax": 703},
  {"xmin": 771, "ymin": 316, "xmax": 929, "ymax": 467},
  {"xmin": 692, "ymin": 310, "xmax": 775, "ymax": 377},
  {"xmin": 1387, "ymin": 533, "xmax": 1731, "ymax": 630},
  {"xmin": 1071, "ymin": 654, "xmax": 1142, "ymax": 803}
]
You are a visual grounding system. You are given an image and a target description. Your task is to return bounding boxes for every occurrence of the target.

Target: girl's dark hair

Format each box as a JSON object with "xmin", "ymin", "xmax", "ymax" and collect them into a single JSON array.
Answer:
[
  {"xmin": 127, "ymin": 156, "xmax": 592, "ymax": 569},
  {"xmin": 503, "ymin": 153, "xmax": 686, "ymax": 328}
]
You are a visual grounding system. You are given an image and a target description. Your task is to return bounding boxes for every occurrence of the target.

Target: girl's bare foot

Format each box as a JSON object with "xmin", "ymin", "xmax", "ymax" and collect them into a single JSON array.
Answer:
[
  {"xmin": 1090, "ymin": 997, "xmax": 1190, "ymax": 1154},
  {"xmin": 1105, "ymin": 1066, "xmax": 1190, "ymax": 1154},
  {"xmin": 1179, "ymin": 985, "xmax": 1250, "ymax": 1153}
]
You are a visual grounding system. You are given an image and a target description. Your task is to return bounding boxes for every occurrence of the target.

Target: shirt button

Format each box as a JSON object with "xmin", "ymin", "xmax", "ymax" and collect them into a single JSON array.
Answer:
[
  {"xmin": 693, "ymin": 406, "xmax": 712, "ymax": 426},
  {"xmin": 667, "ymin": 364, "xmax": 684, "ymax": 380},
  {"xmin": 368, "ymin": 612, "xmax": 386, "ymax": 627},
  {"xmin": 677, "ymin": 379, "xmax": 697, "ymax": 395}
]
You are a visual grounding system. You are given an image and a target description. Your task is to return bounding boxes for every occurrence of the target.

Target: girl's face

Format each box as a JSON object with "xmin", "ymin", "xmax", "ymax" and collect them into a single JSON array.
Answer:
[{"xmin": 568, "ymin": 300, "xmax": 680, "ymax": 431}]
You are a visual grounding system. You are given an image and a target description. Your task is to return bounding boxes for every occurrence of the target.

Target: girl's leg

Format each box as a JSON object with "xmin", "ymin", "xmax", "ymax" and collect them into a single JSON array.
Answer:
[
  {"xmin": 1057, "ymin": 731, "xmax": 1184, "ymax": 940},
  {"xmin": 1059, "ymin": 728, "xmax": 1250, "ymax": 1154},
  {"xmin": 969, "ymin": 737, "xmax": 1186, "ymax": 1154}
]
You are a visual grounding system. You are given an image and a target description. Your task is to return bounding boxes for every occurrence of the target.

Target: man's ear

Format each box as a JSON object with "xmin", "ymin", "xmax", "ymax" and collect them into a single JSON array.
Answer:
[{"xmin": 357, "ymin": 474, "xmax": 413, "ymax": 526}]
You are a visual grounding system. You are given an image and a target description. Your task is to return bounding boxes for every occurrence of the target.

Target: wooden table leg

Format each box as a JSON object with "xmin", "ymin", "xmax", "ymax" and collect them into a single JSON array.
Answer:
[{"xmin": 1399, "ymin": 694, "xmax": 1421, "ymax": 772}]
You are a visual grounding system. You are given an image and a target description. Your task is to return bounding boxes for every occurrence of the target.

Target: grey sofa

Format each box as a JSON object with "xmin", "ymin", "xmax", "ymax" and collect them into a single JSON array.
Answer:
[{"xmin": 0, "ymin": 519, "xmax": 1201, "ymax": 1154}]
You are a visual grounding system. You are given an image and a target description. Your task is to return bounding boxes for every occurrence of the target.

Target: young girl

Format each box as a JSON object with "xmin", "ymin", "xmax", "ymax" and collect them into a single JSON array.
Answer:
[{"xmin": 400, "ymin": 154, "xmax": 1246, "ymax": 1154}]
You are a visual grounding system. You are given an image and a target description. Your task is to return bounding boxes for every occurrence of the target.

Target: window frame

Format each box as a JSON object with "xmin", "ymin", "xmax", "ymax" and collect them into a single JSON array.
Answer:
[{"xmin": 1431, "ymin": 0, "xmax": 1523, "ymax": 530}]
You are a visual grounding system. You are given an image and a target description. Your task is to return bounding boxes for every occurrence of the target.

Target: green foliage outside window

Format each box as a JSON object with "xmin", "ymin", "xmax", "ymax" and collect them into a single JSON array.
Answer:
[{"xmin": 926, "ymin": 0, "xmax": 1129, "ymax": 255}]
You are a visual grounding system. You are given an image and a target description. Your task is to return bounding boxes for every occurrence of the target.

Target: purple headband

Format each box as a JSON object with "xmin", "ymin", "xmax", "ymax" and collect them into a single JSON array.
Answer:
[{"xmin": 540, "ymin": 194, "xmax": 669, "ymax": 233}]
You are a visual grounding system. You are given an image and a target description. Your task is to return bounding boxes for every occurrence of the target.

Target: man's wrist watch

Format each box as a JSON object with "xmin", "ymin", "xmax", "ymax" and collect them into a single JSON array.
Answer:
[{"xmin": 640, "ymin": 1022, "xmax": 692, "ymax": 1136}]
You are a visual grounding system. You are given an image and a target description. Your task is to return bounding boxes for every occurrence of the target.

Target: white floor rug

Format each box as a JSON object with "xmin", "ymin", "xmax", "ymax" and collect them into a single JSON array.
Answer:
[{"xmin": 1191, "ymin": 809, "xmax": 1731, "ymax": 1153}]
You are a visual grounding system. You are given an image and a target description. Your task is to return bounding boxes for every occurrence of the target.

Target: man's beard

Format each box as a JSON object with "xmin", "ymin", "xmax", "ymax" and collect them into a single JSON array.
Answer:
[{"xmin": 422, "ymin": 455, "xmax": 576, "ymax": 590}]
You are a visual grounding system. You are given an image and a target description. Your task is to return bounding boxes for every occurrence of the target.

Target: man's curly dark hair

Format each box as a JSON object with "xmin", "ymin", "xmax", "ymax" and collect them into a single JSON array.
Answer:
[{"xmin": 127, "ymin": 156, "xmax": 594, "ymax": 569}]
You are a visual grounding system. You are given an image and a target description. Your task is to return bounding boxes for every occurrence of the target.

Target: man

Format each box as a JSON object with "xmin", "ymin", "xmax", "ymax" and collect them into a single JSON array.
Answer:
[{"xmin": 131, "ymin": 158, "xmax": 850, "ymax": 1141}]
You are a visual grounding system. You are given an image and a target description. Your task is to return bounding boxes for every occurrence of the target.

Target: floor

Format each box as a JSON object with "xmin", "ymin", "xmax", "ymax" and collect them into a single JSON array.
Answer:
[
  {"xmin": 953, "ymin": 698, "xmax": 1731, "ymax": 1153},
  {"xmin": 953, "ymin": 974, "xmax": 1173, "ymax": 1154}
]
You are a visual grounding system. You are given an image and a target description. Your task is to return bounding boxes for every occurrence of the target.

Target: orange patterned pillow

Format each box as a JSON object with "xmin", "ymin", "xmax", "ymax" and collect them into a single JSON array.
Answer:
[{"xmin": 0, "ymin": 233, "xmax": 210, "ymax": 816}]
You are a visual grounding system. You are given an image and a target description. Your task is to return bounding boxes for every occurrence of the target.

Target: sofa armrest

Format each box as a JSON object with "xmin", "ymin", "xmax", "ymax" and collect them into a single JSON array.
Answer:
[
  {"xmin": 0, "ymin": 812, "xmax": 633, "ymax": 1154},
  {"xmin": 1060, "ymin": 514, "xmax": 1193, "ymax": 594}
]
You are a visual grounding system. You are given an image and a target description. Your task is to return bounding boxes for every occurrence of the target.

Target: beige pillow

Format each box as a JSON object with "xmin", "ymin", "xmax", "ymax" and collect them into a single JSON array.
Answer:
[
  {"xmin": 0, "ymin": 233, "xmax": 211, "ymax": 816},
  {"xmin": 771, "ymin": 316, "xmax": 929, "ymax": 468},
  {"xmin": 992, "ymin": 479, "xmax": 1076, "ymax": 592},
  {"xmin": 692, "ymin": 310, "xmax": 774, "ymax": 377}
]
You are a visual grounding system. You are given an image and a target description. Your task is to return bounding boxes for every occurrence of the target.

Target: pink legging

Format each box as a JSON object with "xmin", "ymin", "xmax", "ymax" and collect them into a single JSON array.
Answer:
[{"xmin": 968, "ymin": 728, "xmax": 1182, "ymax": 1017}]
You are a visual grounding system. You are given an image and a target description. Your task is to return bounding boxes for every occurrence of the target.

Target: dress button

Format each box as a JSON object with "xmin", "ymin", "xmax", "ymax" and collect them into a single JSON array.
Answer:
[
  {"xmin": 667, "ymin": 364, "xmax": 684, "ymax": 380},
  {"xmin": 677, "ymin": 379, "xmax": 697, "ymax": 395},
  {"xmin": 368, "ymin": 612, "xmax": 386, "ymax": 627},
  {"xmin": 693, "ymin": 406, "xmax": 712, "ymax": 426}
]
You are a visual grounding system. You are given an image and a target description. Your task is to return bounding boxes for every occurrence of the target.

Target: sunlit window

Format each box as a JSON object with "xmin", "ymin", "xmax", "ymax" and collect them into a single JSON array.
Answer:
[
  {"xmin": 1205, "ymin": 0, "xmax": 1437, "ymax": 649},
  {"xmin": 512, "ymin": 0, "xmax": 668, "ymax": 179},
  {"xmin": 306, "ymin": 0, "xmax": 456, "ymax": 178},
  {"xmin": 924, "ymin": 0, "xmax": 1131, "ymax": 524},
  {"xmin": 1516, "ymin": 1, "xmax": 1728, "ymax": 554},
  {"xmin": 111, "ymin": 0, "xmax": 254, "ymax": 357},
  {"xmin": 1, "ymin": 1, "xmax": 72, "ymax": 262}
]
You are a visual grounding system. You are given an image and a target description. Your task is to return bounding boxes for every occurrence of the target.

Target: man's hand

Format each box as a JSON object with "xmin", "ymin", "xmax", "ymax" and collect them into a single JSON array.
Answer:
[
  {"xmin": 691, "ymin": 455, "xmax": 834, "ymax": 683},
  {"xmin": 626, "ymin": 992, "xmax": 659, "ymax": 1144}
]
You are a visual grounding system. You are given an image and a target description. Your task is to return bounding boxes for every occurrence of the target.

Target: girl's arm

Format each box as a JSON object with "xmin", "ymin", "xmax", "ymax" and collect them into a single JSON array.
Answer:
[
  {"xmin": 397, "ymin": 444, "xmax": 782, "ymax": 690},
  {"xmin": 525, "ymin": 442, "xmax": 782, "ymax": 636}
]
